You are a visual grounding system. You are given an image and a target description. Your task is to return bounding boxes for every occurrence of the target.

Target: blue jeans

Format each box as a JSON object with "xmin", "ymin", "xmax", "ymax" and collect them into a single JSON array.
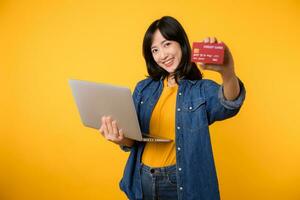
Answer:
[{"xmin": 140, "ymin": 163, "xmax": 178, "ymax": 200}]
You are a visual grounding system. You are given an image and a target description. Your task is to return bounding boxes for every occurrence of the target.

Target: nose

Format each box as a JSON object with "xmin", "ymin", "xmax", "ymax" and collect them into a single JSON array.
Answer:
[{"xmin": 159, "ymin": 49, "xmax": 168, "ymax": 61}]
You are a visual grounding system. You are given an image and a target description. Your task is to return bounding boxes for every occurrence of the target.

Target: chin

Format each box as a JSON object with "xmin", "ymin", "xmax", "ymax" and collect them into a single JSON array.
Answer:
[
  {"xmin": 164, "ymin": 69, "xmax": 174, "ymax": 74},
  {"xmin": 168, "ymin": 68, "xmax": 177, "ymax": 73},
  {"xmin": 161, "ymin": 65, "xmax": 177, "ymax": 74}
]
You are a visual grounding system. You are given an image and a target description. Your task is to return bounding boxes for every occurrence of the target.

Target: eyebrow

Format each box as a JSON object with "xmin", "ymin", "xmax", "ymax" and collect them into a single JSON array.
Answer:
[{"xmin": 151, "ymin": 39, "xmax": 168, "ymax": 49}]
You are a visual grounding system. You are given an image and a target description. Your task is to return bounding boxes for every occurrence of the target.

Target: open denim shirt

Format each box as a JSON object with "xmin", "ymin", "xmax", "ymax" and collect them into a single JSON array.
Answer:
[{"xmin": 119, "ymin": 77, "xmax": 246, "ymax": 200}]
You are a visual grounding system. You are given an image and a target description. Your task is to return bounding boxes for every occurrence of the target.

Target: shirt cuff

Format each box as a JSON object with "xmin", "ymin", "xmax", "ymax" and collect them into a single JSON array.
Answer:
[
  {"xmin": 119, "ymin": 144, "xmax": 132, "ymax": 152},
  {"xmin": 218, "ymin": 78, "xmax": 246, "ymax": 110}
]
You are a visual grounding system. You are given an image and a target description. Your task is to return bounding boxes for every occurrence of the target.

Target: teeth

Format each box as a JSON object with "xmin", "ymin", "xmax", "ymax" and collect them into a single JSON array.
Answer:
[{"xmin": 164, "ymin": 59, "xmax": 173, "ymax": 64}]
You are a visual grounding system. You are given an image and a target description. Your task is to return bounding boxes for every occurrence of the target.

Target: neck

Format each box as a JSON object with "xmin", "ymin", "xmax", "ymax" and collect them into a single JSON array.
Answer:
[{"xmin": 167, "ymin": 75, "xmax": 176, "ymax": 87}]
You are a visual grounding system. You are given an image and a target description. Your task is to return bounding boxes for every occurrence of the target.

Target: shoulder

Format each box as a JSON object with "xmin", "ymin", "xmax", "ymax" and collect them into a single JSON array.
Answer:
[
  {"xmin": 201, "ymin": 79, "xmax": 220, "ymax": 89},
  {"xmin": 183, "ymin": 79, "xmax": 220, "ymax": 89},
  {"xmin": 134, "ymin": 77, "xmax": 158, "ymax": 93},
  {"xmin": 181, "ymin": 79, "xmax": 221, "ymax": 99},
  {"xmin": 136, "ymin": 77, "xmax": 153, "ymax": 87}
]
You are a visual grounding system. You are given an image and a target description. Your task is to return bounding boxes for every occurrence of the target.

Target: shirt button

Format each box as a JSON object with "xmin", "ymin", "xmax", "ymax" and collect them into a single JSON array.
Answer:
[
  {"xmin": 177, "ymin": 108, "xmax": 181, "ymax": 112},
  {"xmin": 178, "ymin": 168, "xmax": 182, "ymax": 171},
  {"xmin": 177, "ymin": 147, "xmax": 181, "ymax": 151},
  {"xmin": 177, "ymin": 126, "xmax": 181, "ymax": 130},
  {"xmin": 189, "ymin": 106, "xmax": 193, "ymax": 110},
  {"xmin": 180, "ymin": 187, "xmax": 183, "ymax": 190},
  {"xmin": 179, "ymin": 92, "xmax": 182, "ymax": 96},
  {"xmin": 141, "ymin": 101, "xmax": 144, "ymax": 104}
]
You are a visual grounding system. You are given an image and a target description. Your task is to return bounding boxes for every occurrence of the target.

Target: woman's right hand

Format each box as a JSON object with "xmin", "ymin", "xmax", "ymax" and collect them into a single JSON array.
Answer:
[{"xmin": 99, "ymin": 116, "xmax": 134, "ymax": 147}]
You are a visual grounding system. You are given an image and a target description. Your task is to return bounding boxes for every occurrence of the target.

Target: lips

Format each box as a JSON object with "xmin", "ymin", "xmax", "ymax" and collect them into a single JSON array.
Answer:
[{"xmin": 163, "ymin": 58, "xmax": 174, "ymax": 68}]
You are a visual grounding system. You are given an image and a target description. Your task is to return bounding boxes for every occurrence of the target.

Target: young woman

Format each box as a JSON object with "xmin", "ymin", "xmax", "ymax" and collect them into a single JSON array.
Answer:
[{"xmin": 99, "ymin": 16, "xmax": 246, "ymax": 200}]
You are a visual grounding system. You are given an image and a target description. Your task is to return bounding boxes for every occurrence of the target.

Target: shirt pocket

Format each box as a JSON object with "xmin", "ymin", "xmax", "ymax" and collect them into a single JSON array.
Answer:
[
  {"xmin": 182, "ymin": 98, "xmax": 208, "ymax": 132},
  {"xmin": 139, "ymin": 94, "xmax": 154, "ymax": 107}
]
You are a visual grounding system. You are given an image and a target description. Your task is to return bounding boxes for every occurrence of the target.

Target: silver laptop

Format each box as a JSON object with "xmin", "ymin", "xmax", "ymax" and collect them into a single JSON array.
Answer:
[{"xmin": 69, "ymin": 79, "xmax": 172, "ymax": 142}]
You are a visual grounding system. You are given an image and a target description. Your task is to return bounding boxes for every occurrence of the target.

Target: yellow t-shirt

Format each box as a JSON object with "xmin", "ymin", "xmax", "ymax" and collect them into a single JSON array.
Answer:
[{"xmin": 141, "ymin": 78, "xmax": 178, "ymax": 167}]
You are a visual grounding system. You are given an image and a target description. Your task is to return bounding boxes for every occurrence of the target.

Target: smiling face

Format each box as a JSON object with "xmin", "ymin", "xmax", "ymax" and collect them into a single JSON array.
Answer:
[{"xmin": 151, "ymin": 29, "xmax": 182, "ymax": 74}]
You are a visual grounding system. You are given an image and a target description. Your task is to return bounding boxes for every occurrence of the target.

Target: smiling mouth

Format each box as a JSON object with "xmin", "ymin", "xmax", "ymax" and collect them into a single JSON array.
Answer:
[{"xmin": 164, "ymin": 58, "xmax": 174, "ymax": 67}]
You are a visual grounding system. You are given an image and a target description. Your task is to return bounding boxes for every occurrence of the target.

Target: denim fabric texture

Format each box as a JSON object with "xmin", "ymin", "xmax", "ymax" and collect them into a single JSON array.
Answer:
[
  {"xmin": 119, "ymin": 77, "xmax": 246, "ymax": 200},
  {"xmin": 141, "ymin": 163, "xmax": 178, "ymax": 200}
]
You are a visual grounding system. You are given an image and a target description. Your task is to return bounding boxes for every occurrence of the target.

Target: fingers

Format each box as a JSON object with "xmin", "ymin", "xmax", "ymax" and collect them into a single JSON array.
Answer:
[
  {"xmin": 118, "ymin": 129, "xmax": 125, "ymax": 140},
  {"xmin": 210, "ymin": 37, "xmax": 216, "ymax": 43},
  {"xmin": 99, "ymin": 116, "xmax": 107, "ymax": 137},
  {"xmin": 203, "ymin": 37, "xmax": 209, "ymax": 43},
  {"xmin": 202, "ymin": 37, "xmax": 222, "ymax": 44},
  {"xmin": 105, "ymin": 116, "xmax": 114, "ymax": 136},
  {"xmin": 99, "ymin": 125, "xmax": 104, "ymax": 136},
  {"xmin": 197, "ymin": 37, "xmax": 226, "ymax": 69},
  {"xmin": 112, "ymin": 120, "xmax": 120, "ymax": 138},
  {"xmin": 100, "ymin": 116, "xmax": 122, "ymax": 143}
]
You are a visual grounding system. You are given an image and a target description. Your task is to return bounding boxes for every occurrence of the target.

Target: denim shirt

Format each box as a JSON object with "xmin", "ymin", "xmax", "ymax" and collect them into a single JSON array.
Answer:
[{"xmin": 119, "ymin": 77, "xmax": 246, "ymax": 200}]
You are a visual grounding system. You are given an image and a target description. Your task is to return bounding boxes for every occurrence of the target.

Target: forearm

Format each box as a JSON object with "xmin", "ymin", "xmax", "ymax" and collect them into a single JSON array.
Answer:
[{"xmin": 221, "ymin": 70, "xmax": 240, "ymax": 101}]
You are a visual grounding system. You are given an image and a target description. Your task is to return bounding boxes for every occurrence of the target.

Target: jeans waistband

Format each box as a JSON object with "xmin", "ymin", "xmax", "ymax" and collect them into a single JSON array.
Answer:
[{"xmin": 141, "ymin": 163, "xmax": 177, "ymax": 174}]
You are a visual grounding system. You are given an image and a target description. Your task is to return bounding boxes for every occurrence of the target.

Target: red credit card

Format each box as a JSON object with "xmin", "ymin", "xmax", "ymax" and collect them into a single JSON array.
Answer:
[{"xmin": 191, "ymin": 42, "xmax": 225, "ymax": 64}]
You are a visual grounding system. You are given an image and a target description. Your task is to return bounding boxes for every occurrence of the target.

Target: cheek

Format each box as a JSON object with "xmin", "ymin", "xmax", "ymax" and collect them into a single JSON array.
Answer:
[
  {"xmin": 152, "ymin": 55, "xmax": 160, "ymax": 64},
  {"xmin": 173, "ymin": 45, "xmax": 182, "ymax": 61},
  {"xmin": 177, "ymin": 51, "xmax": 182, "ymax": 62}
]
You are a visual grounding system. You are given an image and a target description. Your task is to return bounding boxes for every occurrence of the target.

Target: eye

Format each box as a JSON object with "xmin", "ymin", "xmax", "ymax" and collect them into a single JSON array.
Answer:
[
  {"xmin": 164, "ymin": 42, "xmax": 171, "ymax": 47},
  {"xmin": 151, "ymin": 48, "xmax": 158, "ymax": 54}
]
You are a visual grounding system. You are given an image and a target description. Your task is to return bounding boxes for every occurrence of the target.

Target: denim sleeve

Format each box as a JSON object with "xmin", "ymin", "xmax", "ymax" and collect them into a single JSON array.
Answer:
[
  {"xmin": 120, "ymin": 144, "xmax": 134, "ymax": 152},
  {"xmin": 119, "ymin": 81, "xmax": 141, "ymax": 152},
  {"xmin": 204, "ymin": 78, "xmax": 246, "ymax": 124}
]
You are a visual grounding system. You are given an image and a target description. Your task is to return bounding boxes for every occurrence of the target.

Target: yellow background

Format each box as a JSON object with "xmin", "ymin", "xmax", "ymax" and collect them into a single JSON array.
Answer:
[{"xmin": 1, "ymin": 0, "xmax": 299, "ymax": 199}]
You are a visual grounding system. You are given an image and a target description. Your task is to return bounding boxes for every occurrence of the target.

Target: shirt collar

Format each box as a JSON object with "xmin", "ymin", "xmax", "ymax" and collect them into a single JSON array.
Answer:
[{"xmin": 159, "ymin": 76, "xmax": 198, "ymax": 85}]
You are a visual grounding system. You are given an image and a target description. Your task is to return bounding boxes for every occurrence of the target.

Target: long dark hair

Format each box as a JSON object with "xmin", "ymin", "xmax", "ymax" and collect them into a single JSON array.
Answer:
[{"xmin": 142, "ymin": 16, "xmax": 202, "ymax": 82}]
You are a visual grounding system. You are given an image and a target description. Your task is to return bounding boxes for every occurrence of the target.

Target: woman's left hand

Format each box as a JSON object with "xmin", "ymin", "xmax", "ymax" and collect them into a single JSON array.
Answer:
[
  {"xmin": 197, "ymin": 37, "xmax": 241, "ymax": 101},
  {"xmin": 196, "ymin": 37, "xmax": 235, "ymax": 77}
]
